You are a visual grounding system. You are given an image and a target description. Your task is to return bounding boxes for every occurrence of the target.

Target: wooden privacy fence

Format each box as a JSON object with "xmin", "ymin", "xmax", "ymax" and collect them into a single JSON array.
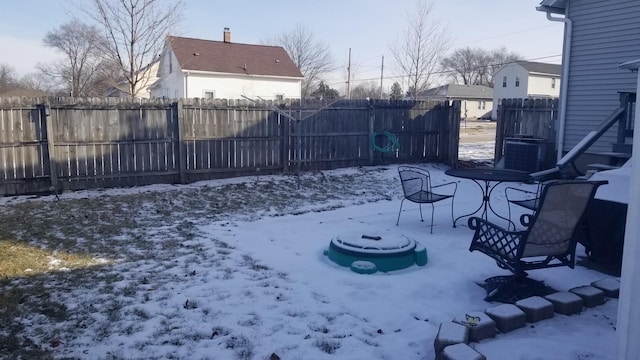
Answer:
[
  {"xmin": 0, "ymin": 97, "xmax": 460, "ymax": 196},
  {"xmin": 495, "ymin": 98, "xmax": 558, "ymax": 167}
]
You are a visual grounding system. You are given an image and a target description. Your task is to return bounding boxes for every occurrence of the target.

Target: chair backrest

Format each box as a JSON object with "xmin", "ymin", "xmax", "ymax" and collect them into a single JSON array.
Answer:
[
  {"xmin": 522, "ymin": 181, "xmax": 607, "ymax": 258},
  {"xmin": 398, "ymin": 166, "xmax": 432, "ymax": 197}
]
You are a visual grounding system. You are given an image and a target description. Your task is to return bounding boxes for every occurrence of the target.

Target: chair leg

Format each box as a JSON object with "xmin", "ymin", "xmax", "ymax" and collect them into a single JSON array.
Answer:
[
  {"xmin": 418, "ymin": 204, "xmax": 424, "ymax": 222},
  {"xmin": 396, "ymin": 198, "xmax": 405, "ymax": 225},
  {"xmin": 450, "ymin": 198, "xmax": 455, "ymax": 228},
  {"xmin": 429, "ymin": 203, "xmax": 435, "ymax": 234}
]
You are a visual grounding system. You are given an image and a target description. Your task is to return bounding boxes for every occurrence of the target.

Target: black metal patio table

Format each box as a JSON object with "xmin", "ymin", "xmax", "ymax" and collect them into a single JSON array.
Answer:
[{"xmin": 445, "ymin": 168, "xmax": 532, "ymax": 227}]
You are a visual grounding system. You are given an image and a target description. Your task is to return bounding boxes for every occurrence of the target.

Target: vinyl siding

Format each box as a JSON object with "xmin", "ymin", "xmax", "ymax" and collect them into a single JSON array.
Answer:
[{"xmin": 563, "ymin": 0, "xmax": 640, "ymax": 153}]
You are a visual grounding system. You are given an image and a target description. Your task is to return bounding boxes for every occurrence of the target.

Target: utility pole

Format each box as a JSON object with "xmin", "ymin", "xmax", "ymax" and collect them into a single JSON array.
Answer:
[
  {"xmin": 380, "ymin": 55, "xmax": 384, "ymax": 99},
  {"xmin": 346, "ymin": 48, "xmax": 351, "ymax": 99}
]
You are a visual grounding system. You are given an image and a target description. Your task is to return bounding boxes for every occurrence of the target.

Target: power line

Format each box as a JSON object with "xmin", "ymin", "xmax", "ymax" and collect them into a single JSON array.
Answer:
[{"xmin": 321, "ymin": 53, "xmax": 563, "ymax": 88}]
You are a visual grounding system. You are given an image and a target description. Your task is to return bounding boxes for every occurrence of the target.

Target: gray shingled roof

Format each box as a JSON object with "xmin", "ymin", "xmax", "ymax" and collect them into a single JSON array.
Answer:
[
  {"xmin": 514, "ymin": 61, "xmax": 562, "ymax": 76},
  {"xmin": 537, "ymin": 0, "xmax": 566, "ymax": 14},
  {"xmin": 168, "ymin": 36, "xmax": 304, "ymax": 78},
  {"xmin": 421, "ymin": 84, "xmax": 493, "ymax": 100}
]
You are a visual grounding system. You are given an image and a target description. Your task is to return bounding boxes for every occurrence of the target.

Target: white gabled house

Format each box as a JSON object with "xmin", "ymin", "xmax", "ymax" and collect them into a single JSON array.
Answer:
[
  {"xmin": 150, "ymin": 29, "xmax": 304, "ymax": 100},
  {"xmin": 492, "ymin": 61, "xmax": 561, "ymax": 120},
  {"xmin": 105, "ymin": 61, "xmax": 159, "ymax": 99}
]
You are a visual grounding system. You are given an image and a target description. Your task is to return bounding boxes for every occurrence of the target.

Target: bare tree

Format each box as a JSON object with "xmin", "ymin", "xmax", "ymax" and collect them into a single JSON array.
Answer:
[
  {"xmin": 18, "ymin": 73, "xmax": 49, "ymax": 92},
  {"xmin": 81, "ymin": 0, "xmax": 184, "ymax": 97},
  {"xmin": 272, "ymin": 24, "xmax": 334, "ymax": 98},
  {"xmin": 484, "ymin": 47, "xmax": 523, "ymax": 87},
  {"xmin": 0, "ymin": 64, "xmax": 18, "ymax": 94},
  {"xmin": 441, "ymin": 47, "xmax": 488, "ymax": 85},
  {"xmin": 441, "ymin": 46, "xmax": 523, "ymax": 87},
  {"xmin": 39, "ymin": 20, "xmax": 106, "ymax": 96},
  {"xmin": 389, "ymin": 0, "xmax": 450, "ymax": 99},
  {"xmin": 350, "ymin": 81, "xmax": 385, "ymax": 100}
]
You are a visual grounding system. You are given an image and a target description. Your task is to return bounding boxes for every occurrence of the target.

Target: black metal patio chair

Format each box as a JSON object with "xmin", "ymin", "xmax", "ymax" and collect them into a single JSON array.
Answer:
[
  {"xmin": 468, "ymin": 180, "xmax": 607, "ymax": 303},
  {"xmin": 396, "ymin": 166, "xmax": 457, "ymax": 234},
  {"xmin": 504, "ymin": 181, "xmax": 546, "ymax": 229}
]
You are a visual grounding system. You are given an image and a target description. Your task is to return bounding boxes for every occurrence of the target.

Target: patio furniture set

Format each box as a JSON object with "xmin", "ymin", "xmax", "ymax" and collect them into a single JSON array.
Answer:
[{"xmin": 396, "ymin": 165, "xmax": 609, "ymax": 303}]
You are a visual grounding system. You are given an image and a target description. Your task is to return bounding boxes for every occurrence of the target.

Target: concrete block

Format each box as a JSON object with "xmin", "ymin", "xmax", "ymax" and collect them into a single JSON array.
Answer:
[
  {"xmin": 591, "ymin": 278, "xmax": 620, "ymax": 298},
  {"xmin": 515, "ymin": 296, "xmax": 554, "ymax": 323},
  {"xmin": 545, "ymin": 292, "xmax": 583, "ymax": 315},
  {"xmin": 485, "ymin": 304, "xmax": 527, "ymax": 333},
  {"xmin": 570, "ymin": 286, "xmax": 605, "ymax": 308},
  {"xmin": 441, "ymin": 343, "xmax": 486, "ymax": 360},
  {"xmin": 453, "ymin": 312, "xmax": 495, "ymax": 342},
  {"xmin": 434, "ymin": 322, "xmax": 469, "ymax": 355}
]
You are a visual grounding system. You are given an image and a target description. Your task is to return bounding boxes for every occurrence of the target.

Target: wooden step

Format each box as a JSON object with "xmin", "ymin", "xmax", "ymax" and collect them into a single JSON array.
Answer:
[
  {"xmin": 587, "ymin": 163, "xmax": 620, "ymax": 171},
  {"xmin": 611, "ymin": 143, "xmax": 632, "ymax": 154},
  {"xmin": 596, "ymin": 151, "xmax": 631, "ymax": 159}
]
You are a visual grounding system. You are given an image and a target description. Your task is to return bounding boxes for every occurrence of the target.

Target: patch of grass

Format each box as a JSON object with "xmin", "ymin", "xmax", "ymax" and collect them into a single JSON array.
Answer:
[
  {"xmin": 225, "ymin": 335, "xmax": 254, "ymax": 360},
  {"xmin": 241, "ymin": 254, "xmax": 270, "ymax": 271},
  {"xmin": 0, "ymin": 239, "xmax": 103, "ymax": 279},
  {"xmin": 314, "ymin": 339, "xmax": 341, "ymax": 354}
]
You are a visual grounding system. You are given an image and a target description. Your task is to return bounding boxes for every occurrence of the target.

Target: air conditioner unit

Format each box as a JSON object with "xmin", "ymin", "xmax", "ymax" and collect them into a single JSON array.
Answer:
[{"xmin": 504, "ymin": 141, "xmax": 541, "ymax": 172}]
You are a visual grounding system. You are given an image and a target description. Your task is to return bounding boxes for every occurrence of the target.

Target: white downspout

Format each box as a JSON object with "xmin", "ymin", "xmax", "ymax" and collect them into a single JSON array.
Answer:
[{"xmin": 542, "ymin": 7, "xmax": 572, "ymax": 162}]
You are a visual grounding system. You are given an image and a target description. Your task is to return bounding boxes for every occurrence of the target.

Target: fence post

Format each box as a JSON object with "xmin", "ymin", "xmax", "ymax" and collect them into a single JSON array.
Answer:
[
  {"xmin": 448, "ymin": 100, "xmax": 461, "ymax": 167},
  {"xmin": 42, "ymin": 101, "xmax": 58, "ymax": 193},
  {"xmin": 368, "ymin": 99, "xmax": 375, "ymax": 165},
  {"xmin": 176, "ymin": 100, "xmax": 187, "ymax": 184},
  {"xmin": 281, "ymin": 112, "xmax": 289, "ymax": 173},
  {"xmin": 494, "ymin": 99, "xmax": 507, "ymax": 166}
]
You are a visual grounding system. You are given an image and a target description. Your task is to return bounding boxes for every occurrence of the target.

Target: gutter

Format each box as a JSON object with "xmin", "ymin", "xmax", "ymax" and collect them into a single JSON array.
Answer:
[{"xmin": 538, "ymin": 4, "xmax": 572, "ymax": 162}]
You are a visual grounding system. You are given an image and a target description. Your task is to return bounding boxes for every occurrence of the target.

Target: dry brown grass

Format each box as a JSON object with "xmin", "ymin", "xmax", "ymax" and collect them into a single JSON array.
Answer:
[{"xmin": 0, "ymin": 239, "xmax": 102, "ymax": 279}]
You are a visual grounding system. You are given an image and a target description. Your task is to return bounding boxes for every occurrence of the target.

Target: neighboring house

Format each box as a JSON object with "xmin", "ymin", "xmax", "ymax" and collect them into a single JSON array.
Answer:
[
  {"xmin": 105, "ymin": 61, "xmax": 159, "ymax": 99},
  {"xmin": 0, "ymin": 88, "xmax": 49, "ymax": 97},
  {"xmin": 420, "ymin": 84, "xmax": 493, "ymax": 120},
  {"xmin": 150, "ymin": 29, "xmax": 304, "ymax": 100},
  {"xmin": 492, "ymin": 61, "xmax": 561, "ymax": 120},
  {"xmin": 537, "ymin": 0, "xmax": 639, "ymax": 157}
]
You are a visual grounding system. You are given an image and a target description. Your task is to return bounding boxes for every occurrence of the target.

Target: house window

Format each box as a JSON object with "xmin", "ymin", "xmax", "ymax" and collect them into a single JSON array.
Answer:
[
  {"xmin": 551, "ymin": 78, "xmax": 556, "ymax": 89},
  {"xmin": 515, "ymin": 76, "xmax": 520, "ymax": 87},
  {"xmin": 478, "ymin": 101, "xmax": 486, "ymax": 110},
  {"xmin": 502, "ymin": 76, "xmax": 507, "ymax": 88},
  {"xmin": 169, "ymin": 55, "xmax": 173, "ymax": 73},
  {"xmin": 274, "ymin": 94, "xmax": 284, "ymax": 102},
  {"xmin": 203, "ymin": 91, "xmax": 215, "ymax": 99}
]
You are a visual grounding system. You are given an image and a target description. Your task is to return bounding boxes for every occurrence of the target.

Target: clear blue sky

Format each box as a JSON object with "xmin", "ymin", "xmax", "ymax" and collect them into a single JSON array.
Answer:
[{"xmin": 0, "ymin": 0, "xmax": 564, "ymax": 91}]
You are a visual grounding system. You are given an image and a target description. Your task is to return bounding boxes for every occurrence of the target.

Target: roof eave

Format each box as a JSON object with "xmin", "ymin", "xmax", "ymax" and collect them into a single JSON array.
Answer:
[
  {"xmin": 181, "ymin": 69, "xmax": 304, "ymax": 80},
  {"xmin": 536, "ymin": 0, "xmax": 566, "ymax": 15},
  {"xmin": 529, "ymin": 71, "xmax": 562, "ymax": 77}
]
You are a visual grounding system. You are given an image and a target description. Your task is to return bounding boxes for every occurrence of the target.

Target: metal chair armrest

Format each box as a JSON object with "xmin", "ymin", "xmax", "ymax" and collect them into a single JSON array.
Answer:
[
  {"xmin": 505, "ymin": 186, "xmax": 538, "ymax": 201},
  {"xmin": 431, "ymin": 181, "xmax": 457, "ymax": 196}
]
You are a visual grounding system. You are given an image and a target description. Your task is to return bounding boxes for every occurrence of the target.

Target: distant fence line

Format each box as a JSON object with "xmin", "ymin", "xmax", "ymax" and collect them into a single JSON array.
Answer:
[
  {"xmin": 495, "ymin": 98, "xmax": 559, "ymax": 167},
  {"xmin": 0, "ymin": 97, "xmax": 461, "ymax": 196}
]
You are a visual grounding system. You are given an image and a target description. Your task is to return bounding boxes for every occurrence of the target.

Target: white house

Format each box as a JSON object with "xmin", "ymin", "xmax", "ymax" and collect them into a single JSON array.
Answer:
[
  {"xmin": 492, "ymin": 61, "xmax": 561, "ymax": 120},
  {"xmin": 105, "ymin": 61, "xmax": 159, "ymax": 99},
  {"xmin": 150, "ymin": 29, "xmax": 304, "ymax": 100},
  {"xmin": 421, "ymin": 84, "xmax": 493, "ymax": 120}
]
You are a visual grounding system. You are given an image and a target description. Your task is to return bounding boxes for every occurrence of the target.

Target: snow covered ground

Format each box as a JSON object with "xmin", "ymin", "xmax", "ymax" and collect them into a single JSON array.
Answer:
[{"xmin": 0, "ymin": 157, "xmax": 619, "ymax": 359}]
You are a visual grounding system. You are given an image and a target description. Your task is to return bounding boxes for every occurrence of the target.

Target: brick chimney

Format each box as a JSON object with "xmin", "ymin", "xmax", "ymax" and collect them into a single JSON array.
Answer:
[{"xmin": 223, "ymin": 27, "xmax": 231, "ymax": 43}]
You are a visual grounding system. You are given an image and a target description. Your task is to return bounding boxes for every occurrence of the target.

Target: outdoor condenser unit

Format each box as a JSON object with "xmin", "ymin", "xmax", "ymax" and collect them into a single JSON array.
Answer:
[{"xmin": 504, "ymin": 140, "xmax": 543, "ymax": 172}]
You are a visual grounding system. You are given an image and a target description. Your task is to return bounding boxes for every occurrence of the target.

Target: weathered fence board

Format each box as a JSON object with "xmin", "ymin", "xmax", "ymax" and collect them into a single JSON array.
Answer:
[{"xmin": 0, "ymin": 97, "xmax": 460, "ymax": 196}]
